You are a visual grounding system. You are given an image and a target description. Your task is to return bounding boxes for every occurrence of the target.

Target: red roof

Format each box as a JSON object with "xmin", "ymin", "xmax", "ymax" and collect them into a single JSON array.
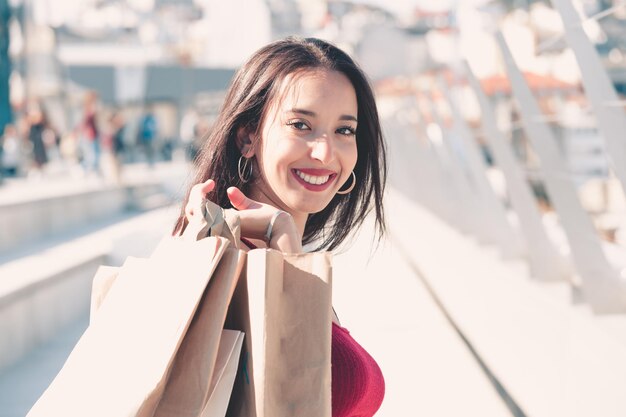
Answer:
[
  {"xmin": 480, "ymin": 72, "xmax": 579, "ymax": 96},
  {"xmin": 374, "ymin": 71, "xmax": 580, "ymax": 98}
]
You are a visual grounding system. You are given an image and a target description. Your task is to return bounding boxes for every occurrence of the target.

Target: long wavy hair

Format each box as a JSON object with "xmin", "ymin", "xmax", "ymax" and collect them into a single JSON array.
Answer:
[{"xmin": 173, "ymin": 37, "xmax": 386, "ymax": 251}]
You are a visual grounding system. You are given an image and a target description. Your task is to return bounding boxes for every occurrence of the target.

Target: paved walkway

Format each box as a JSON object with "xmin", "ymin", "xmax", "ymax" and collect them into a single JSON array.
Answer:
[
  {"xmin": 332, "ymin": 212, "xmax": 512, "ymax": 417},
  {"xmin": 0, "ymin": 317, "xmax": 88, "ymax": 417}
]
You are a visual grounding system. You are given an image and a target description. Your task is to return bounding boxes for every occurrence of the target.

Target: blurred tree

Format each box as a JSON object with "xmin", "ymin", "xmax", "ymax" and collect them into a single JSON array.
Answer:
[{"xmin": 0, "ymin": 0, "xmax": 12, "ymax": 134}]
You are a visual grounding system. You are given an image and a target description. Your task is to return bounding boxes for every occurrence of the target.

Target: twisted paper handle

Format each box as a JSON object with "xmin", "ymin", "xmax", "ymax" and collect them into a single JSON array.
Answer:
[{"xmin": 182, "ymin": 199, "xmax": 241, "ymax": 249}]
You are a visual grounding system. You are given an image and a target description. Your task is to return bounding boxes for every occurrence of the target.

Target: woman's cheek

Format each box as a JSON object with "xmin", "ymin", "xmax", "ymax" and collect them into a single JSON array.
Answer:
[{"xmin": 341, "ymin": 140, "xmax": 358, "ymax": 168}]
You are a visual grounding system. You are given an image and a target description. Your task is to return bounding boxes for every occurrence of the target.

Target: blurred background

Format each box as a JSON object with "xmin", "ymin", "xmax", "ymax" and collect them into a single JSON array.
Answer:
[{"xmin": 1, "ymin": 0, "xmax": 626, "ymax": 416}]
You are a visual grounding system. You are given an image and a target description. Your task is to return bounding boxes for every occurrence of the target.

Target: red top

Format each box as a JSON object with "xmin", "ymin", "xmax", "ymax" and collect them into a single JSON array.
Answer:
[{"xmin": 332, "ymin": 322, "xmax": 385, "ymax": 417}]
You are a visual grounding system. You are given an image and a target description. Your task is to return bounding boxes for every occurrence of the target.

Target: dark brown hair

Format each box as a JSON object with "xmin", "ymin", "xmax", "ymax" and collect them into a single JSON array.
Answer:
[{"xmin": 173, "ymin": 37, "xmax": 386, "ymax": 251}]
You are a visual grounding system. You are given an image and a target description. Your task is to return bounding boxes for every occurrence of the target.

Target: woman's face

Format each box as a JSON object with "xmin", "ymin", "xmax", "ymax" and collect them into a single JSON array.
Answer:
[{"xmin": 247, "ymin": 69, "xmax": 358, "ymax": 219}]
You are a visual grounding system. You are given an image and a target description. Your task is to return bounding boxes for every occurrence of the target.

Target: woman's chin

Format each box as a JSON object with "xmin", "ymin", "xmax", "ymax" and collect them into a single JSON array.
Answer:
[{"xmin": 290, "ymin": 199, "xmax": 335, "ymax": 216}]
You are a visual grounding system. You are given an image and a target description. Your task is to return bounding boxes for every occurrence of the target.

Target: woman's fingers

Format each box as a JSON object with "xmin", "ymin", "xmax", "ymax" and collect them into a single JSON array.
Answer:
[
  {"xmin": 226, "ymin": 186, "xmax": 258, "ymax": 210},
  {"xmin": 198, "ymin": 178, "xmax": 215, "ymax": 195},
  {"xmin": 226, "ymin": 186, "xmax": 284, "ymax": 240},
  {"xmin": 185, "ymin": 182, "xmax": 299, "ymax": 251},
  {"xmin": 226, "ymin": 187, "xmax": 262, "ymax": 210},
  {"xmin": 185, "ymin": 179, "xmax": 215, "ymax": 218}
]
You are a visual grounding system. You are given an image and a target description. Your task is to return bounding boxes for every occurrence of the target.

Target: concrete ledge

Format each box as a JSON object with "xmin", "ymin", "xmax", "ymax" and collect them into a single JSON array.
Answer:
[
  {"xmin": 0, "ymin": 206, "xmax": 174, "ymax": 371},
  {"xmin": 0, "ymin": 247, "xmax": 108, "ymax": 370},
  {"xmin": 0, "ymin": 182, "xmax": 163, "ymax": 253}
]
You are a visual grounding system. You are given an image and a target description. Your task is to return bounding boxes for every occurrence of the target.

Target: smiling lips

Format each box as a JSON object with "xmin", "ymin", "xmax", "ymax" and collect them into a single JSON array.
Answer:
[{"xmin": 292, "ymin": 168, "xmax": 337, "ymax": 191}]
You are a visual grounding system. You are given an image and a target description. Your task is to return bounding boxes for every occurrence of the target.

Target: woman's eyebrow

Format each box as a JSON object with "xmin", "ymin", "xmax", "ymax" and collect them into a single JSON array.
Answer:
[{"xmin": 287, "ymin": 108, "xmax": 358, "ymax": 123}]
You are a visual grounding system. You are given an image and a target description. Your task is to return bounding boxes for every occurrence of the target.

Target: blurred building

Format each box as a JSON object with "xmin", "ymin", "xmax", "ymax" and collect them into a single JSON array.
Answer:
[
  {"xmin": 8, "ymin": 0, "xmax": 304, "ymax": 138},
  {"xmin": 3, "ymin": 0, "xmax": 625, "ymax": 177}
]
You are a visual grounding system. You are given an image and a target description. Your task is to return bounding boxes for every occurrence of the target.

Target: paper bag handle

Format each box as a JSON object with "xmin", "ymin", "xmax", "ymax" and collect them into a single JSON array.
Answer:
[{"xmin": 183, "ymin": 199, "xmax": 241, "ymax": 249}]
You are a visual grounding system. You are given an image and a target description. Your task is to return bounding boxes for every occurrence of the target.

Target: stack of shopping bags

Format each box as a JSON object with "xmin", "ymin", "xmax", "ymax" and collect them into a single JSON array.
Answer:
[{"xmin": 27, "ymin": 200, "xmax": 332, "ymax": 417}]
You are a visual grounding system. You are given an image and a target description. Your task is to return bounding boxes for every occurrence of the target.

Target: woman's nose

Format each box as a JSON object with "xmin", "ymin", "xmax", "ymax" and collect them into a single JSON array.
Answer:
[{"xmin": 309, "ymin": 134, "xmax": 335, "ymax": 165}]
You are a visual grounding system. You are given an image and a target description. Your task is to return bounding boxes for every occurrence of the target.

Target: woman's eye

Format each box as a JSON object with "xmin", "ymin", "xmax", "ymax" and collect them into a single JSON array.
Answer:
[
  {"xmin": 337, "ymin": 127, "xmax": 356, "ymax": 136},
  {"xmin": 287, "ymin": 121, "xmax": 309, "ymax": 131}
]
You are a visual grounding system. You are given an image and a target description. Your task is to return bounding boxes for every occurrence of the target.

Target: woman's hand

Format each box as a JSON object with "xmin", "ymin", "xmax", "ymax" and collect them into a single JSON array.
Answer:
[
  {"xmin": 185, "ymin": 179, "xmax": 302, "ymax": 253},
  {"xmin": 185, "ymin": 178, "xmax": 215, "ymax": 219}
]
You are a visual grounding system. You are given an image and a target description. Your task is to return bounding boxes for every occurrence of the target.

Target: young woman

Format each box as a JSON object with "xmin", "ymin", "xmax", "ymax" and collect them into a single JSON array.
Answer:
[{"xmin": 174, "ymin": 37, "xmax": 387, "ymax": 417}]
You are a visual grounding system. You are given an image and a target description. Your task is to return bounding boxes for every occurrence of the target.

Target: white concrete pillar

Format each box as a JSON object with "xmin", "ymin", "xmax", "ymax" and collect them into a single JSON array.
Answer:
[
  {"xmin": 550, "ymin": 0, "xmax": 626, "ymax": 196},
  {"xmin": 438, "ymin": 76, "xmax": 526, "ymax": 259},
  {"xmin": 424, "ymin": 92, "xmax": 495, "ymax": 243},
  {"xmin": 463, "ymin": 61, "xmax": 572, "ymax": 281},
  {"xmin": 412, "ymin": 105, "xmax": 469, "ymax": 226},
  {"xmin": 496, "ymin": 31, "xmax": 625, "ymax": 313}
]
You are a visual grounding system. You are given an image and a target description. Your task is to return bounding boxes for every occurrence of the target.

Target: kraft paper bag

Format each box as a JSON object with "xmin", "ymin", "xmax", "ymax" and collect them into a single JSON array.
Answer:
[
  {"xmin": 154, "ymin": 247, "xmax": 245, "ymax": 416},
  {"xmin": 225, "ymin": 249, "xmax": 333, "ymax": 417},
  {"xmin": 90, "ymin": 264, "xmax": 123, "ymax": 323},
  {"xmin": 27, "ymin": 236, "xmax": 228, "ymax": 417},
  {"xmin": 201, "ymin": 330, "xmax": 245, "ymax": 417},
  {"xmin": 88, "ymin": 249, "xmax": 246, "ymax": 417}
]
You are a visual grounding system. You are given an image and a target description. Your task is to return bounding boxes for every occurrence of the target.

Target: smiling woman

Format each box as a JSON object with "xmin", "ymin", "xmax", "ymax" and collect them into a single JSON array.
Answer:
[
  {"xmin": 173, "ymin": 37, "xmax": 386, "ymax": 253},
  {"xmin": 173, "ymin": 37, "xmax": 387, "ymax": 417}
]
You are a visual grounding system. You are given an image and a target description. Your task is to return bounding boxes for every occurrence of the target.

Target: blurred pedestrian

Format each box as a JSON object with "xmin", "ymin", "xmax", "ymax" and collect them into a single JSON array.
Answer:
[
  {"xmin": 0, "ymin": 125, "xmax": 4, "ymax": 183},
  {"xmin": 179, "ymin": 108, "xmax": 199, "ymax": 162},
  {"xmin": 1, "ymin": 123, "xmax": 21, "ymax": 177},
  {"xmin": 104, "ymin": 110, "xmax": 126, "ymax": 183},
  {"xmin": 185, "ymin": 118, "xmax": 209, "ymax": 165},
  {"xmin": 80, "ymin": 91, "xmax": 101, "ymax": 175},
  {"xmin": 27, "ymin": 106, "xmax": 49, "ymax": 176},
  {"xmin": 137, "ymin": 106, "xmax": 158, "ymax": 167}
]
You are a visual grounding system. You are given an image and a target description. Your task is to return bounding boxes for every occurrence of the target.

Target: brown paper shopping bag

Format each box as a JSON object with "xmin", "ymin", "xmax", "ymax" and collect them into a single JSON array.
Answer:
[
  {"xmin": 32, "ymin": 195, "xmax": 332, "ymax": 417},
  {"xmin": 225, "ymin": 249, "xmax": 333, "ymax": 417},
  {"xmin": 153, "ymin": 247, "xmax": 245, "ymax": 416},
  {"xmin": 88, "ymin": 248, "xmax": 246, "ymax": 417},
  {"xmin": 90, "ymin": 264, "xmax": 121, "ymax": 322},
  {"xmin": 201, "ymin": 329, "xmax": 246, "ymax": 417},
  {"xmin": 27, "ymin": 234, "xmax": 229, "ymax": 417}
]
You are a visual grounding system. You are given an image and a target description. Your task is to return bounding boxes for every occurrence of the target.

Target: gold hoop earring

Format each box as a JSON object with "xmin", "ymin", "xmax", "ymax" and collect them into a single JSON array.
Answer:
[
  {"xmin": 238, "ymin": 155, "xmax": 253, "ymax": 183},
  {"xmin": 336, "ymin": 171, "xmax": 356, "ymax": 195}
]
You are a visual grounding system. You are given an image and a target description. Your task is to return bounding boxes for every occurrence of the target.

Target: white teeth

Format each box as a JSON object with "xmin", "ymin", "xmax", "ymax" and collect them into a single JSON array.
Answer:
[{"xmin": 296, "ymin": 170, "xmax": 330, "ymax": 185}]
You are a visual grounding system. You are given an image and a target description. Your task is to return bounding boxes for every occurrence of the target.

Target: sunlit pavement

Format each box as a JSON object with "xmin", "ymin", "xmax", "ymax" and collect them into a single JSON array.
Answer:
[{"xmin": 0, "ymin": 317, "xmax": 89, "ymax": 417}]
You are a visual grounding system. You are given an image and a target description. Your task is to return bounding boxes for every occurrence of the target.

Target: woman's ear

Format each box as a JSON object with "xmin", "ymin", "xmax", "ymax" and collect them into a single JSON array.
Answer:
[{"xmin": 236, "ymin": 127, "xmax": 256, "ymax": 158}]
